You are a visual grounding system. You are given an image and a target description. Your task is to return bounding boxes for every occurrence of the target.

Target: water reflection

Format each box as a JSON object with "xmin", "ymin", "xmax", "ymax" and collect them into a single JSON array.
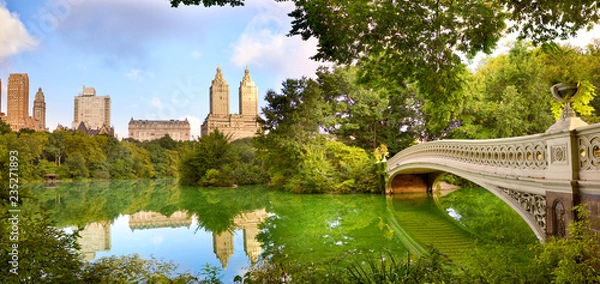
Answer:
[
  {"xmin": 68, "ymin": 208, "xmax": 269, "ymax": 271},
  {"xmin": 26, "ymin": 180, "xmax": 534, "ymax": 280},
  {"xmin": 129, "ymin": 211, "xmax": 192, "ymax": 231},
  {"xmin": 214, "ymin": 209, "xmax": 268, "ymax": 268},
  {"xmin": 73, "ymin": 222, "xmax": 111, "ymax": 260}
]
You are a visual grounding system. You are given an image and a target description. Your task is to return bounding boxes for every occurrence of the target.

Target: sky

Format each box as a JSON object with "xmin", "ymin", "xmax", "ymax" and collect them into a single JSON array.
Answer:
[
  {"xmin": 0, "ymin": 0, "xmax": 322, "ymax": 139},
  {"xmin": 1, "ymin": 0, "xmax": 600, "ymax": 139}
]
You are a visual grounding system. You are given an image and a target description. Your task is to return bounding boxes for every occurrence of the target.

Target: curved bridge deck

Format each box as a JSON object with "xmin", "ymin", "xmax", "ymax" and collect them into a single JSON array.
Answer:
[{"xmin": 386, "ymin": 123, "xmax": 600, "ymax": 240}]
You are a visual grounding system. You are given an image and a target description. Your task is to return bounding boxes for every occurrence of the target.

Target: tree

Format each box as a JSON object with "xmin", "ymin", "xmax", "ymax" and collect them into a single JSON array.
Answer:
[
  {"xmin": 170, "ymin": 0, "xmax": 600, "ymax": 135},
  {"xmin": 0, "ymin": 119, "xmax": 11, "ymax": 134},
  {"xmin": 318, "ymin": 66, "xmax": 421, "ymax": 154},
  {"xmin": 255, "ymin": 78, "xmax": 325, "ymax": 186},
  {"xmin": 45, "ymin": 130, "xmax": 67, "ymax": 167},
  {"xmin": 537, "ymin": 43, "xmax": 599, "ymax": 121},
  {"xmin": 180, "ymin": 129, "xmax": 233, "ymax": 186},
  {"xmin": 450, "ymin": 42, "xmax": 555, "ymax": 139},
  {"xmin": 0, "ymin": 205, "xmax": 84, "ymax": 283}
]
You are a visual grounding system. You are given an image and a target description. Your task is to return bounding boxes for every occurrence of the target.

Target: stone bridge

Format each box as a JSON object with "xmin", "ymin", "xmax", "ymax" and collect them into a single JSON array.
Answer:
[{"xmin": 386, "ymin": 117, "xmax": 600, "ymax": 241}]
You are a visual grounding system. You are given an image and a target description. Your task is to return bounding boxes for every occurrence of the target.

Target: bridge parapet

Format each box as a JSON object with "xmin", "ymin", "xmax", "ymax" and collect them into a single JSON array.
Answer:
[
  {"xmin": 576, "ymin": 124, "xmax": 600, "ymax": 183},
  {"xmin": 387, "ymin": 123, "xmax": 600, "ymax": 185},
  {"xmin": 386, "ymin": 122, "xmax": 600, "ymax": 240}
]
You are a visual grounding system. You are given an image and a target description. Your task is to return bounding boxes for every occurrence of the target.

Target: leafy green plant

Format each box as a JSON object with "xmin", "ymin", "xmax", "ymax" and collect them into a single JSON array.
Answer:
[{"xmin": 534, "ymin": 204, "xmax": 600, "ymax": 283}]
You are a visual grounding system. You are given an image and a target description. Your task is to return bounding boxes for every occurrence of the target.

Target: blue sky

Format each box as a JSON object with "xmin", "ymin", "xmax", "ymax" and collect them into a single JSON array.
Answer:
[
  {"xmin": 0, "ymin": 0, "xmax": 322, "ymax": 139},
  {"xmin": 2, "ymin": 0, "xmax": 599, "ymax": 139}
]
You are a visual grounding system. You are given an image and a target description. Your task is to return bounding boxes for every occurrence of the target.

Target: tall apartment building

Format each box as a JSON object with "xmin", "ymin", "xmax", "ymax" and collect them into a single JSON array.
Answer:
[
  {"xmin": 201, "ymin": 67, "xmax": 260, "ymax": 140},
  {"xmin": 6, "ymin": 74, "xmax": 29, "ymax": 131},
  {"xmin": 72, "ymin": 86, "xmax": 111, "ymax": 130},
  {"xmin": 33, "ymin": 87, "xmax": 46, "ymax": 130},
  {"xmin": 4, "ymin": 73, "xmax": 44, "ymax": 132},
  {"xmin": 128, "ymin": 118, "xmax": 191, "ymax": 141}
]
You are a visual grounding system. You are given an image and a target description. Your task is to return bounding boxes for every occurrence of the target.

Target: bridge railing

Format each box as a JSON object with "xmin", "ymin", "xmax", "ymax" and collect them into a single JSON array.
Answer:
[
  {"xmin": 387, "ymin": 133, "xmax": 549, "ymax": 178},
  {"xmin": 576, "ymin": 123, "xmax": 600, "ymax": 183},
  {"xmin": 387, "ymin": 123, "xmax": 600, "ymax": 183}
]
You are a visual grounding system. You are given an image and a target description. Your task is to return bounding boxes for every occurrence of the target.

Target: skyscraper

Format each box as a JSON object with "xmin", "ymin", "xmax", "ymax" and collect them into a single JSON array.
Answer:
[
  {"xmin": 210, "ymin": 66, "xmax": 230, "ymax": 116},
  {"xmin": 6, "ymin": 73, "xmax": 29, "ymax": 131},
  {"xmin": 72, "ymin": 86, "xmax": 111, "ymax": 130},
  {"xmin": 239, "ymin": 67, "xmax": 258, "ymax": 116},
  {"xmin": 33, "ymin": 87, "xmax": 46, "ymax": 130}
]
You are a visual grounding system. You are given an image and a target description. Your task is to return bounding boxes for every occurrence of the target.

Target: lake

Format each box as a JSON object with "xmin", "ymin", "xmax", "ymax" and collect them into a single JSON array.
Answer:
[{"xmin": 26, "ymin": 179, "xmax": 538, "ymax": 282}]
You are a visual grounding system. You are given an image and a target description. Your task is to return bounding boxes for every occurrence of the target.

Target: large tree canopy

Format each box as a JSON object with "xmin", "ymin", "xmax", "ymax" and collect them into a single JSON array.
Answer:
[{"xmin": 169, "ymin": 0, "xmax": 600, "ymax": 136}]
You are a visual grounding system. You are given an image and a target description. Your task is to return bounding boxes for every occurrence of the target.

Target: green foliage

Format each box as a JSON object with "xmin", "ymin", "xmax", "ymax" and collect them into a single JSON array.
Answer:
[
  {"xmin": 255, "ymin": 78, "xmax": 384, "ymax": 193},
  {"xmin": 451, "ymin": 41, "xmax": 554, "ymax": 139},
  {"xmin": 319, "ymin": 66, "xmax": 421, "ymax": 154},
  {"xmin": 180, "ymin": 130, "xmax": 266, "ymax": 187},
  {"xmin": 200, "ymin": 168, "xmax": 233, "ymax": 187},
  {"xmin": 0, "ymin": 130, "xmax": 185, "ymax": 182},
  {"xmin": 346, "ymin": 248, "xmax": 457, "ymax": 284},
  {"xmin": 534, "ymin": 205, "xmax": 600, "ymax": 283},
  {"xmin": 81, "ymin": 254, "xmax": 214, "ymax": 283},
  {"xmin": 0, "ymin": 204, "xmax": 84, "ymax": 283},
  {"xmin": 0, "ymin": 119, "xmax": 12, "ymax": 134},
  {"xmin": 180, "ymin": 129, "xmax": 231, "ymax": 186}
]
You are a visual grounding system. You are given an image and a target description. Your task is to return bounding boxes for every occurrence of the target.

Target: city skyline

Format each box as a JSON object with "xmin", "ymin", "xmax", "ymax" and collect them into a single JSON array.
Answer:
[
  {"xmin": 2, "ymin": 0, "xmax": 600, "ymax": 139},
  {"xmin": 0, "ymin": 0, "xmax": 322, "ymax": 139}
]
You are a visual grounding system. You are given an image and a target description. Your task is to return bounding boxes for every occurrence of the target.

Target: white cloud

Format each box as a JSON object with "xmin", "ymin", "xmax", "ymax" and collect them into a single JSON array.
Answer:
[
  {"xmin": 230, "ymin": 1, "xmax": 323, "ymax": 79},
  {"xmin": 124, "ymin": 68, "xmax": 143, "ymax": 81},
  {"xmin": 0, "ymin": 3, "xmax": 38, "ymax": 60}
]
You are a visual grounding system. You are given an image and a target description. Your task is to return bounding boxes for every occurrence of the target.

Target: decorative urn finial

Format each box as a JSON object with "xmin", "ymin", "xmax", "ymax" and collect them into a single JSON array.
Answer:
[{"xmin": 546, "ymin": 83, "xmax": 588, "ymax": 133}]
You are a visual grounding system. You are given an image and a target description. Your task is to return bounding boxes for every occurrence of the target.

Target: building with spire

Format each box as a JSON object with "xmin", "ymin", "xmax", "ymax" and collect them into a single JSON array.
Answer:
[
  {"xmin": 33, "ymin": 87, "xmax": 46, "ymax": 131},
  {"xmin": 200, "ymin": 67, "xmax": 260, "ymax": 140},
  {"xmin": 4, "ymin": 73, "xmax": 45, "ymax": 132}
]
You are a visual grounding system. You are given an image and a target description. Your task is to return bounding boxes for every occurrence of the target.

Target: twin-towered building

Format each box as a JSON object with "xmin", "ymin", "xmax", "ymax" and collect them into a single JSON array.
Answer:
[
  {"xmin": 0, "ymin": 73, "xmax": 47, "ymax": 132},
  {"xmin": 200, "ymin": 66, "xmax": 260, "ymax": 140},
  {"xmin": 128, "ymin": 66, "xmax": 260, "ymax": 141}
]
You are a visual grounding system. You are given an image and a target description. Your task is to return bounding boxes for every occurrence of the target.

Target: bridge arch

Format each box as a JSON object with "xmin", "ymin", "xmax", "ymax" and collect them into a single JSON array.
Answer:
[
  {"xmin": 386, "ymin": 110, "xmax": 600, "ymax": 241},
  {"xmin": 387, "ymin": 163, "xmax": 547, "ymax": 240}
]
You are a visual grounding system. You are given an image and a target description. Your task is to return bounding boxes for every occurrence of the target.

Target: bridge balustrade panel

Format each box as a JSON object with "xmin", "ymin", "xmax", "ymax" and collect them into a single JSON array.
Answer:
[
  {"xmin": 576, "ymin": 124, "xmax": 600, "ymax": 183},
  {"xmin": 387, "ymin": 133, "xmax": 550, "ymax": 181}
]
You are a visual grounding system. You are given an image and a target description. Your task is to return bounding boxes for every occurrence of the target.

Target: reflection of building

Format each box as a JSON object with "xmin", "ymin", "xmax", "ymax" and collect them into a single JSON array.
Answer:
[
  {"xmin": 200, "ymin": 67, "xmax": 260, "ymax": 140},
  {"xmin": 72, "ymin": 86, "xmax": 111, "ymax": 130},
  {"xmin": 73, "ymin": 221, "xmax": 111, "ymax": 260},
  {"xmin": 128, "ymin": 119, "xmax": 191, "ymax": 141},
  {"xmin": 212, "ymin": 208, "xmax": 268, "ymax": 268},
  {"xmin": 128, "ymin": 211, "xmax": 192, "ymax": 231},
  {"xmin": 213, "ymin": 231, "xmax": 234, "ymax": 269}
]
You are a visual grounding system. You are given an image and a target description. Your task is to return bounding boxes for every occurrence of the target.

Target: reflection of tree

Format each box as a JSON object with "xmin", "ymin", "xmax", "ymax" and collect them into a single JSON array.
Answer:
[
  {"xmin": 27, "ymin": 179, "xmax": 182, "ymax": 228},
  {"xmin": 258, "ymin": 193, "xmax": 406, "ymax": 266},
  {"xmin": 436, "ymin": 187, "xmax": 538, "ymax": 245},
  {"xmin": 178, "ymin": 185, "xmax": 270, "ymax": 235}
]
